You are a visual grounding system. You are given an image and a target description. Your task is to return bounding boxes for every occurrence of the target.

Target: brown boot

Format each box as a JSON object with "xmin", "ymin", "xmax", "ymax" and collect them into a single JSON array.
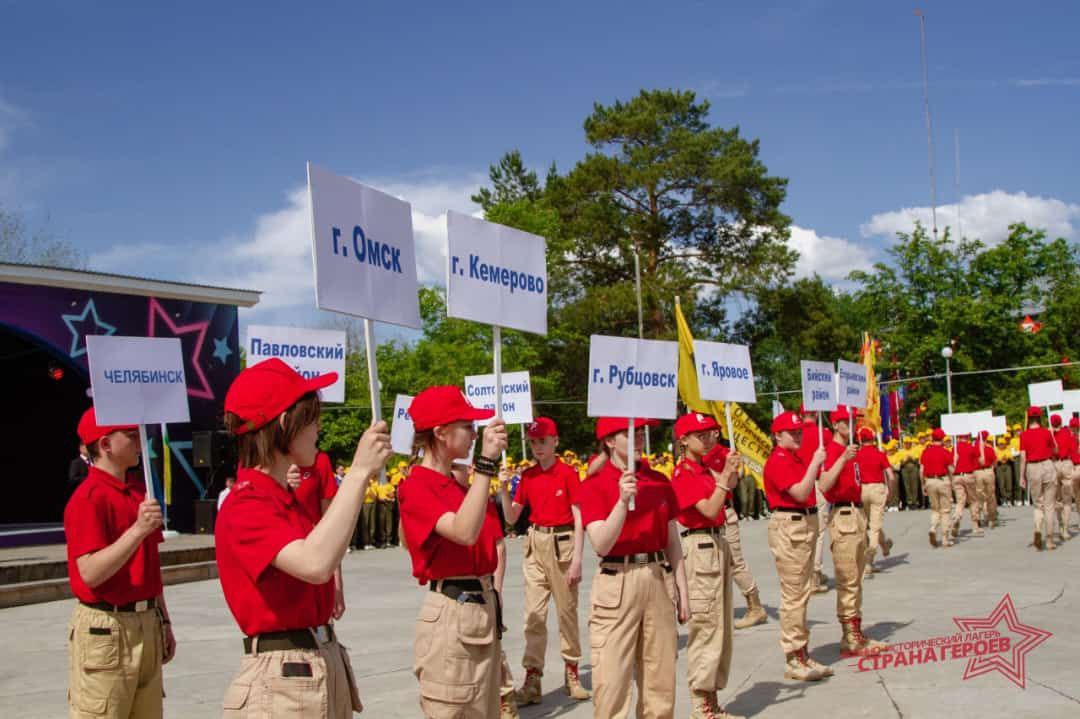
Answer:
[
  {"xmin": 812, "ymin": 570, "xmax": 829, "ymax": 594},
  {"xmin": 803, "ymin": 648, "xmax": 834, "ymax": 678},
  {"xmin": 882, "ymin": 537, "xmax": 893, "ymax": 557},
  {"xmin": 784, "ymin": 648, "xmax": 824, "ymax": 681},
  {"xmin": 734, "ymin": 589, "xmax": 767, "ymax": 629},
  {"xmin": 500, "ymin": 691, "xmax": 521, "ymax": 719},
  {"xmin": 563, "ymin": 662, "xmax": 590, "ymax": 700},
  {"xmin": 690, "ymin": 690, "xmax": 744, "ymax": 719},
  {"xmin": 1034, "ymin": 532, "xmax": 1043, "ymax": 551},
  {"xmin": 851, "ymin": 617, "xmax": 888, "ymax": 653},
  {"xmin": 929, "ymin": 531, "xmax": 938, "ymax": 548},
  {"xmin": 515, "ymin": 668, "xmax": 542, "ymax": 706}
]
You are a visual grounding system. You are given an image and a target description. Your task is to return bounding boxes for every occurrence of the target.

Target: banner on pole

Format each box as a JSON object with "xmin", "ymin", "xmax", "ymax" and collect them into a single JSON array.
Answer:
[
  {"xmin": 940, "ymin": 412, "xmax": 972, "ymax": 437},
  {"xmin": 464, "ymin": 371, "xmax": 534, "ymax": 425},
  {"xmin": 836, "ymin": 359, "xmax": 868, "ymax": 409},
  {"xmin": 1061, "ymin": 389, "xmax": 1080, "ymax": 415},
  {"xmin": 1028, "ymin": 380, "xmax": 1064, "ymax": 408},
  {"xmin": 86, "ymin": 336, "xmax": 191, "ymax": 425},
  {"xmin": 587, "ymin": 335, "xmax": 679, "ymax": 419},
  {"xmin": 989, "ymin": 415, "xmax": 1008, "ymax": 437},
  {"xmin": 800, "ymin": 360, "xmax": 837, "ymax": 412},
  {"xmin": 307, "ymin": 163, "xmax": 421, "ymax": 328},
  {"xmin": 446, "ymin": 211, "xmax": 548, "ymax": 335},
  {"xmin": 246, "ymin": 325, "xmax": 346, "ymax": 403},
  {"xmin": 693, "ymin": 341, "xmax": 756, "ymax": 403}
]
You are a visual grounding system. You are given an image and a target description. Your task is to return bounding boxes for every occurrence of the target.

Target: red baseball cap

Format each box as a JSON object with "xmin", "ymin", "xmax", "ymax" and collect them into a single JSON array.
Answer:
[
  {"xmin": 1070, "ymin": 417, "xmax": 1079, "ymax": 428},
  {"xmin": 225, "ymin": 358, "xmax": 337, "ymax": 435},
  {"xmin": 409, "ymin": 386, "xmax": 494, "ymax": 432},
  {"xmin": 674, "ymin": 412, "xmax": 718, "ymax": 439},
  {"xmin": 594, "ymin": 417, "xmax": 659, "ymax": 441},
  {"xmin": 526, "ymin": 417, "xmax": 558, "ymax": 439},
  {"xmin": 77, "ymin": 407, "xmax": 137, "ymax": 445},
  {"xmin": 932, "ymin": 428, "xmax": 946, "ymax": 441},
  {"xmin": 829, "ymin": 407, "xmax": 851, "ymax": 424},
  {"xmin": 771, "ymin": 411, "xmax": 803, "ymax": 434},
  {"xmin": 1050, "ymin": 414, "xmax": 1062, "ymax": 427},
  {"xmin": 858, "ymin": 427, "xmax": 874, "ymax": 442},
  {"xmin": 980, "ymin": 430, "xmax": 990, "ymax": 439},
  {"xmin": 1027, "ymin": 406, "xmax": 1043, "ymax": 418}
]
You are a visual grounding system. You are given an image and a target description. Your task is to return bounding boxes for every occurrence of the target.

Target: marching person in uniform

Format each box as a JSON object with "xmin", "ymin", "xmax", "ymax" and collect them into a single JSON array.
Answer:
[
  {"xmin": 994, "ymin": 436, "xmax": 1015, "ymax": 510},
  {"xmin": 64, "ymin": 407, "xmax": 176, "ymax": 719},
  {"xmin": 951, "ymin": 433, "xmax": 983, "ymax": 538},
  {"xmin": 216, "ymin": 358, "xmax": 390, "ymax": 718},
  {"xmin": 576, "ymin": 417, "xmax": 690, "ymax": 719},
  {"xmin": 671, "ymin": 412, "xmax": 743, "ymax": 719},
  {"xmin": 1070, "ymin": 417, "xmax": 1080, "ymax": 529},
  {"xmin": 397, "ymin": 386, "xmax": 508, "ymax": 719},
  {"xmin": 1020, "ymin": 407, "xmax": 1058, "ymax": 551},
  {"xmin": 797, "ymin": 405, "xmax": 831, "ymax": 594},
  {"xmin": 821, "ymin": 410, "xmax": 888, "ymax": 658},
  {"xmin": 920, "ymin": 428, "xmax": 954, "ymax": 548},
  {"xmin": 974, "ymin": 432, "xmax": 998, "ymax": 529},
  {"xmin": 763, "ymin": 411, "xmax": 832, "ymax": 681},
  {"xmin": 497, "ymin": 417, "xmax": 591, "ymax": 706},
  {"xmin": 856, "ymin": 427, "xmax": 894, "ymax": 577},
  {"xmin": 1051, "ymin": 414, "xmax": 1075, "ymax": 541}
]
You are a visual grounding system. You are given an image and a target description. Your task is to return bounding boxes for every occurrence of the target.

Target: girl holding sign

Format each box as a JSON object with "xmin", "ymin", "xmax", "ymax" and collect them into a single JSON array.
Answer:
[
  {"xmin": 216, "ymin": 358, "xmax": 391, "ymax": 718},
  {"xmin": 396, "ymin": 386, "xmax": 508, "ymax": 719},
  {"xmin": 671, "ymin": 412, "xmax": 743, "ymax": 719},
  {"xmin": 576, "ymin": 417, "xmax": 690, "ymax": 719}
]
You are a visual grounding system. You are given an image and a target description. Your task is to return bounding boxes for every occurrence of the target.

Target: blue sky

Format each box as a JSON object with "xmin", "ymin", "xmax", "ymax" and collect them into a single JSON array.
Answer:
[{"xmin": 2, "ymin": 0, "xmax": 1078, "ymax": 334}]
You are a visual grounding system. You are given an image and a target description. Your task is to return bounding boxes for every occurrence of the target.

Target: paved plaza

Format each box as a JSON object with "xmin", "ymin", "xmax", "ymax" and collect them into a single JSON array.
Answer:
[{"xmin": 1, "ymin": 504, "xmax": 1077, "ymax": 718}]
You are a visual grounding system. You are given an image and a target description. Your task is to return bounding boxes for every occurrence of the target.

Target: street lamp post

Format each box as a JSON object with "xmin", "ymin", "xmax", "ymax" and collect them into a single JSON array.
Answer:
[{"xmin": 941, "ymin": 346, "xmax": 953, "ymax": 413}]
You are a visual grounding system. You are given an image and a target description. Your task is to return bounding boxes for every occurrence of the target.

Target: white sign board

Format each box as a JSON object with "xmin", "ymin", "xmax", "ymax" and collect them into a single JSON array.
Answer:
[
  {"xmin": 246, "ymin": 325, "xmax": 346, "ymax": 403},
  {"xmin": 464, "ymin": 371, "xmax": 534, "ymax": 425},
  {"xmin": 940, "ymin": 412, "xmax": 972, "ymax": 437},
  {"xmin": 1029, "ymin": 379, "xmax": 1064, "ymax": 408},
  {"xmin": 390, "ymin": 394, "xmax": 415, "ymax": 455},
  {"xmin": 86, "ymin": 336, "xmax": 191, "ymax": 425},
  {"xmin": 968, "ymin": 410, "xmax": 993, "ymax": 435},
  {"xmin": 800, "ymin": 360, "xmax": 837, "ymax": 412},
  {"xmin": 836, "ymin": 359, "xmax": 868, "ymax": 409},
  {"xmin": 694, "ymin": 341, "xmax": 756, "ymax": 403},
  {"xmin": 1062, "ymin": 389, "xmax": 1080, "ymax": 414},
  {"xmin": 587, "ymin": 335, "xmax": 679, "ymax": 420},
  {"xmin": 990, "ymin": 415, "xmax": 1008, "ymax": 437},
  {"xmin": 445, "ymin": 211, "xmax": 548, "ymax": 335},
  {"xmin": 307, "ymin": 163, "xmax": 421, "ymax": 328}
]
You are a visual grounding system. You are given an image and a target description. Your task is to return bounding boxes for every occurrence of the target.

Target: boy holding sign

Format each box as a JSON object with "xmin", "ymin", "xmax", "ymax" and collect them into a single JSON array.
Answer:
[
  {"xmin": 64, "ymin": 407, "xmax": 176, "ymax": 719},
  {"xmin": 1020, "ymin": 407, "xmax": 1058, "ymax": 551}
]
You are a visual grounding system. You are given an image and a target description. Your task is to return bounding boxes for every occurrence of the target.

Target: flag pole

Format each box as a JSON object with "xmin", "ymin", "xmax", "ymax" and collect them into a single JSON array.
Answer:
[{"xmin": 626, "ymin": 417, "xmax": 636, "ymax": 511}]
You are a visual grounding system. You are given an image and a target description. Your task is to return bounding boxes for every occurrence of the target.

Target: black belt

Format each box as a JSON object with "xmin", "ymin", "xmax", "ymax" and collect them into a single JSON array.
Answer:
[
  {"xmin": 601, "ymin": 551, "xmax": 666, "ymax": 564},
  {"xmin": 680, "ymin": 526, "xmax": 724, "ymax": 538},
  {"xmin": 243, "ymin": 625, "xmax": 334, "ymax": 654},
  {"xmin": 81, "ymin": 598, "xmax": 157, "ymax": 613},
  {"xmin": 925, "ymin": 474, "xmax": 948, "ymax": 479},
  {"xmin": 429, "ymin": 577, "xmax": 502, "ymax": 639},
  {"xmin": 531, "ymin": 523, "xmax": 573, "ymax": 534},
  {"xmin": 832, "ymin": 501, "xmax": 862, "ymax": 508},
  {"xmin": 772, "ymin": 506, "xmax": 818, "ymax": 515}
]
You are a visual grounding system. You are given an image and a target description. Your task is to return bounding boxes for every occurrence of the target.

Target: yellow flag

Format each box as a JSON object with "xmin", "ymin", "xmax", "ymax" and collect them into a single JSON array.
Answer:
[
  {"xmin": 861, "ymin": 333, "xmax": 881, "ymax": 434},
  {"xmin": 162, "ymin": 425, "xmax": 172, "ymax": 505},
  {"xmin": 675, "ymin": 299, "xmax": 772, "ymax": 489}
]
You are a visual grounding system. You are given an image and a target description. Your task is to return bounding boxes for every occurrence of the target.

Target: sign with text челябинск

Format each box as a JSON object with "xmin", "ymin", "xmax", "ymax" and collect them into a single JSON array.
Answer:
[{"xmin": 86, "ymin": 336, "xmax": 191, "ymax": 425}]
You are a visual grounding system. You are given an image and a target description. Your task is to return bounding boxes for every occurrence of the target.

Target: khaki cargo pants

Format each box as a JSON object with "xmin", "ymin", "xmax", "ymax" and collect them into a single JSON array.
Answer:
[
  {"xmin": 1055, "ymin": 460, "xmax": 1074, "ymax": 535},
  {"xmin": 812, "ymin": 494, "xmax": 830, "ymax": 575},
  {"xmin": 767, "ymin": 512, "xmax": 819, "ymax": 654},
  {"xmin": 222, "ymin": 633, "xmax": 362, "ymax": 718},
  {"xmin": 724, "ymin": 506, "xmax": 757, "ymax": 595},
  {"xmin": 68, "ymin": 602, "xmax": 162, "ymax": 718},
  {"xmin": 828, "ymin": 507, "xmax": 867, "ymax": 620},
  {"xmin": 681, "ymin": 531, "xmax": 733, "ymax": 693},
  {"xmin": 521, "ymin": 527, "xmax": 582, "ymax": 671},
  {"xmin": 413, "ymin": 581, "xmax": 500, "ymax": 719},
  {"xmin": 860, "ymin": 483, "xmax": 889, "ymax": 565},
  {"xmin": 589, "ymin": 562, "xmax": 678, "ymax": 719},
  {"xmin": 1026, "ymin": 460, "xmax": 1058, "ymax": 538},
  {"xmin": 973, "ymin": 468, "xmax": 996, "ymax": 525},
  {"xmin": 926, "ymin": 477, "xmax": 953, "ymax": 544},
  {"xmin": 952, "ymin": 473, "xmax": 978, "ymax": 527}
]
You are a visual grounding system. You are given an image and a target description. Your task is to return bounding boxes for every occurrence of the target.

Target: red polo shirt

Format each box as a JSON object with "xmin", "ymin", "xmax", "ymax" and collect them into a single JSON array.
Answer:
[
  {"xmin": 294, "ymin": 451, "xmax": 337, "ymax": 522},
  {"xmin": 920, "ymin": 444, "xmax": 952, "ymax": 477},
  {"xmin": 855, "ymin": 445, "xmax": 890, "ymax": 485},
  {"xmin": 1020, "ymin": 427, "xmax": 1056, "ymax": 462},
  {"xmin": 1053, "ymin": 428, "xmax": 1076, "ymax": 460},
  {"xmin": 64, "ymin": 466, "xmax": 163, "ymax": 605},
  {"xmin": 215, "ymin": 468, "xmax": 333, "ymax": 636},
  {"xmin": 576, "ymin": 461, "xmax": 676, "ymax": 555},
  {"xmin": 671, "ymin": 456, "xmax": 727, "ymax": 529},
  {"xmin": 953, "ymin": 441, "xmax": 980, "ymax": 474},
  {"xmin": 979, "ymin": 442, "xmax": 996, "ymax": 468},
  {"xmin": 398, "ymin": 466, "xmax": 503, "ymax": 585},
  {"xmin": 823, "ymin": 441, "xmax": 861, "ymax": 503},
  {"xmin": 513, "ymin": 457, "xmax": 581, "ymax": 527},
  {"xmin": 764, "ymin": 446, "xmax": 816, "ymax": 510},
  {"xmin": 797, "ymin": 421, "xmax": 832, "ymax": 466}
]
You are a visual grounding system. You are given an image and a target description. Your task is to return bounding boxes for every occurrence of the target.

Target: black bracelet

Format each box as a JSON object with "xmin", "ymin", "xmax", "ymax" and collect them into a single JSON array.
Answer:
[{"xmin": 474, "ymin": 456, "xmax": 499, "ymax": 476}]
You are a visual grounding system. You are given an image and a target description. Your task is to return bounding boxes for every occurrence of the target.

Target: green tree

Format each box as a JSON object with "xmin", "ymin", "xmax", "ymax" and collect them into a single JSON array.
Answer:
[{"xmin": 0, "ymin": 206, "xmax": 85, "ymax": 268}]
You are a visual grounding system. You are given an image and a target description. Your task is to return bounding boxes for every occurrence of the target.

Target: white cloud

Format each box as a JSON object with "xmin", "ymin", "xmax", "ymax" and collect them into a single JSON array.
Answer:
[
  {"xmin": 860, "ymin": 190, "xmax": 1080, "ymax": 245},
  {"xmin": 787, "ymin": 225, "xmax": 874, "ymax": 281}
]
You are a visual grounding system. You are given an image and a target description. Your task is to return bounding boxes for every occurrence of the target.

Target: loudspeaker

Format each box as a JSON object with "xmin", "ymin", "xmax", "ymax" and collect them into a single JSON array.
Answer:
[
  {"xmin": 192, "ymin": 431, "xmax": 213, "ymax": 468},
  {"xmin": 193, "ymin": 499, "xmax": 216, "ymax": 534}
]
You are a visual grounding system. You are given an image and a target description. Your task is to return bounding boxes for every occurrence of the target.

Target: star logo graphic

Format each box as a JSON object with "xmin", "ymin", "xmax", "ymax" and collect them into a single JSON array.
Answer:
[
  {"xmin": 61, "ymin": 299, "xmax": 117, "ymax": 358},
  {"xmin": 147, "ymin": 298, "xmax": 214, "ymax": 400},
  {"xmin": 212, "ymin": 336, "xmax": 233, "ymax": 365},
  {"xmin": 952, "ymin": 594, "xmax": 1052, "ymax": 688}
]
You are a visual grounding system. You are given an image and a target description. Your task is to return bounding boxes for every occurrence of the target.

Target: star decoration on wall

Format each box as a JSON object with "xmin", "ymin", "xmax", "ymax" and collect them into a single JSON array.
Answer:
[
  {"xmin": 952, "ymin": 593, "xmax": 1052, "ymax": 688},
  {"xmin": 61, "ymin": 299, "xmax": 116, "ymax": 358},
  {"xmin": 147, "ymin": 298, "xmax": 214, "ymax": 400},
  {"xmin": 212, "ymin": 336, "xmax": 233, "ymax": 365}
]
